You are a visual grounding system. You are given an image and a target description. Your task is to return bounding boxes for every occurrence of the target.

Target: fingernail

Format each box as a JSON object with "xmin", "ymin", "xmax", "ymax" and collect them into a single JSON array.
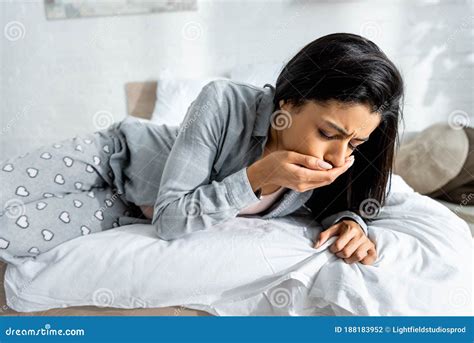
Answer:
[{"xmin": 317, "ymin": 160, "xmax": 333, "ymax": 169}]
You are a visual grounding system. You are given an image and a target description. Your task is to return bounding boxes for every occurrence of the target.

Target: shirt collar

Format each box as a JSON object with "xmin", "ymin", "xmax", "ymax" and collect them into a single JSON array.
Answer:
[{"xmin": 253, "ymin": 83, "xmax": 276, "ymax": 137}]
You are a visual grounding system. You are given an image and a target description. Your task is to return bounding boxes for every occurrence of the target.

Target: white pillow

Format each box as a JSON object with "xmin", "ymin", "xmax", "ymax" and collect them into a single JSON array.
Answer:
[
  {"xmin": 151, "ymin": 77, "xmax": 229, "ymax": 127},
  {"xmin": 229, "ymin": 61, "xmax": 285, "ymax": 88},
  {"xmin": 4, "ymin": 185, "xmax": 473, "ymax": 316},
  {"xmin": 150, "ymin": 63, "xmax": 284, "ymax": 127},
  {"xmin": 4, "ymin": 213, "xmax": 329, "ymax": 315}
]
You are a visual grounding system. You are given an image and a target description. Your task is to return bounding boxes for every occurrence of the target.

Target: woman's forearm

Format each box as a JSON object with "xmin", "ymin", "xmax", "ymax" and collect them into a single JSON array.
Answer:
[{"xmin": 246, "ymin": 161, "xmax": 267, "ymax": 193}]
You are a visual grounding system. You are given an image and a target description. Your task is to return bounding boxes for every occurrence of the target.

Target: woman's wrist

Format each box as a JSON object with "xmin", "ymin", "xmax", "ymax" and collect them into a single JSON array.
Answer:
[
  {"xmin": 246, "ymin": 160, "xmax": 269, "ymax": 193},
  {"xmin": 139, "ymin": 205, "xmax": 154, "ymax": 219}
]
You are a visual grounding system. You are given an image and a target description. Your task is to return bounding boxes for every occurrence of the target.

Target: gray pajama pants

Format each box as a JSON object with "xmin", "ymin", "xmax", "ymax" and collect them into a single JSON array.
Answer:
[{"xmin": 0, "ymin": 121, "xmax": 158, "ymax": 266}]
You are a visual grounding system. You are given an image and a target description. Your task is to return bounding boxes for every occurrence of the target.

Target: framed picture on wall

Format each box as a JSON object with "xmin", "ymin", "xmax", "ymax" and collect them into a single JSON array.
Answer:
[{"xmin": 44, "ymin": 0, "xmax": 198, "ymax": 20}]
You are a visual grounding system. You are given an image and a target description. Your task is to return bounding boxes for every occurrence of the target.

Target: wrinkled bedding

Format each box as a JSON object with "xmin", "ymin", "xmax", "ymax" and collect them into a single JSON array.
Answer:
[{"xmin": 3, "ymin": 175, "xmax": 472, "ymax": 315}]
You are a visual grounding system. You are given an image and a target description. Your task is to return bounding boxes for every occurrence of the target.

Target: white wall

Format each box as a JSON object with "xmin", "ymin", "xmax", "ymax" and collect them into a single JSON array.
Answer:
[{"xmin": 1, "ymin": 0, "xmax": 473, "ymax": 159}]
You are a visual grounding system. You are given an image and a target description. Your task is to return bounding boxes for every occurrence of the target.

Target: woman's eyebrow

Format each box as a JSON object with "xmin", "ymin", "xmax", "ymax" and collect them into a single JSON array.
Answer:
[{"xmin": 323, "ymin": 119, "xmax": 369, "ymax": 142}]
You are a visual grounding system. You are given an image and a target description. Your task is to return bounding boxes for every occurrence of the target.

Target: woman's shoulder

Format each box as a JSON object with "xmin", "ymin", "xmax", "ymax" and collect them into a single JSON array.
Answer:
[
  {"xmin": 203, "ymin": 79, "xmax": 275, "ymax": 124},
  {"xmin": 203, "ymin": 78, "xmax": 273, "ymax": 100}
]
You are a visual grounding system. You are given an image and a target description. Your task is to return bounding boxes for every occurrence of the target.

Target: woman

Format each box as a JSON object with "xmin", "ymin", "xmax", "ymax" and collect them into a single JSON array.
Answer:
[{"xmin": 0, "ymin": 33, "xmax": 403, "ymax": 267}]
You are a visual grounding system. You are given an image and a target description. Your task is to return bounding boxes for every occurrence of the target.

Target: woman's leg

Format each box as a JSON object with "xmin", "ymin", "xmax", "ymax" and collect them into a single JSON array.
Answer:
[
  {"xmin": 1, "ymin": 131, "xmax": 116, "ymax": 206},
  {"xmin": 0, "ymin": 187, "xmax": 129, "ymax": 263},
  {"xmin": 0, "ymin": 128, "xmax": 138, "ymax": 265}
]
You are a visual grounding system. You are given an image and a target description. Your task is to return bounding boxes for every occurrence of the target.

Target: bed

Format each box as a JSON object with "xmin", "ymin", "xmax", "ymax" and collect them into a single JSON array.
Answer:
[{"xmin": 1, "ymin": 80, "xmax": 472, "ymax": 316}]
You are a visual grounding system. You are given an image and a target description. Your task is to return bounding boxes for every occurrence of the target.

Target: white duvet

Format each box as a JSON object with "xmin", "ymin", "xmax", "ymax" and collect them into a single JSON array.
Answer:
[{"xmin": 3, "ymin": 175, "xmax": 473, "ymax": 315}]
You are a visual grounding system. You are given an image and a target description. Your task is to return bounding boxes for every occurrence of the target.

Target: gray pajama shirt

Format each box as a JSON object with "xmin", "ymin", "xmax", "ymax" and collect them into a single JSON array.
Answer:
[{"xmin": 0, "ymin": 79, "xmax": 367, "ymax": 265}]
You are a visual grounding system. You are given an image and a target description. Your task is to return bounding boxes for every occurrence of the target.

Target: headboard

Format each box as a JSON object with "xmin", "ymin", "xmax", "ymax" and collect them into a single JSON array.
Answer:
[{"xmin": 125, "ymin": 81, "xmax": 157, "ymax": 120}]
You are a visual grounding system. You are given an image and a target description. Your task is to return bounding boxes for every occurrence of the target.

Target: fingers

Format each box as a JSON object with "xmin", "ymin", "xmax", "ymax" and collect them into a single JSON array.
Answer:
[
  {"xmin": 281, "ymin": 152, "xmax": 355, "ymax": 192},
  {"xmin": 360, "ymin": 246, "xmax": 378, "ymax": 265},
  {"xmin": 343, "ymin": 240, "xmax": 373, "ymax": 264},
  {"xmin": 314, "ymin": 222, "xmax": 378, "ymax": 265},
  {"xmin": 309, "ymin": 156, "xmax": 354, "ymax": 179},
  {"xmin": 286, "ymin": 157, "xmax": 354, "ymax": 188},
  {"xmin": 328, "ymin": 222, "xmax": 366, "ymax": 259},
  {"xmin": 315, "ymin": 232, "xmax": 378, "ymax": 265},
  {"xmin": 329, "ymin": 229, "xmax": 358, "ymax": 254},
  {"xmin": 335, "ymin": 236, "xmax": 366, "ymax": 260},
  {"xmin": 321, "ymin": 157, "xmax": 354, "ymax": 184},
  {"xmin": 287, "ymin": 151, "xmax": 333, "ymax": 170},
  {"xmin": 314, "ymin": 224, "xmax": 340, "ymax": 248},
  {"xmin": 330, "ymin": 156, "xmax": 355, "ymax": 175}
]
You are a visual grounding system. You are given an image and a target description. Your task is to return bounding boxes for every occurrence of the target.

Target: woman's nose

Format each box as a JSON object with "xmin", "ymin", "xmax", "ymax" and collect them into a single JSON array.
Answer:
[{"xmin": 324, "ymin": 145, "xmax": 348, "ymax": 168}]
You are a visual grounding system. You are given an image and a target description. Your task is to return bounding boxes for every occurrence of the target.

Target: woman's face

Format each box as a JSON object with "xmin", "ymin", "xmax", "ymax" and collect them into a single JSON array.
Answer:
[{"xmin": 273, "ymin": 99, "xmax": 382, "ymax": 168}]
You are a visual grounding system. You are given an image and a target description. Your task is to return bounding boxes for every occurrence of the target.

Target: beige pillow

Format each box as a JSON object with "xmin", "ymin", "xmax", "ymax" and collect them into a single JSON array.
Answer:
[{"xmin": 394, "ymin": 123, "xmax": 469, "ymax": 194}]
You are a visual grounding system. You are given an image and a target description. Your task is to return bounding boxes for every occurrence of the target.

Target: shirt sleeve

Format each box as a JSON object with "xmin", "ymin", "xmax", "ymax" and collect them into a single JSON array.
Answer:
[
  {"xmin": 151, "ymin": 81, "xmax": 261, "ymax": 241},
  {"xmin": 320, "ymin": 210, "xmax": 369, "ymax": 236}
]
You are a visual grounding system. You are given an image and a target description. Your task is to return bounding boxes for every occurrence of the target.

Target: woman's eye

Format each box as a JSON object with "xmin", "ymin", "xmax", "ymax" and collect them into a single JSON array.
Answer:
[
  {"xmin": 318, "ymin": 129, "xmax": 359, "ymax": 150},
  {"xmin": 318, "ymin": 129, "xmax": 335, "ymax": 140}
]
